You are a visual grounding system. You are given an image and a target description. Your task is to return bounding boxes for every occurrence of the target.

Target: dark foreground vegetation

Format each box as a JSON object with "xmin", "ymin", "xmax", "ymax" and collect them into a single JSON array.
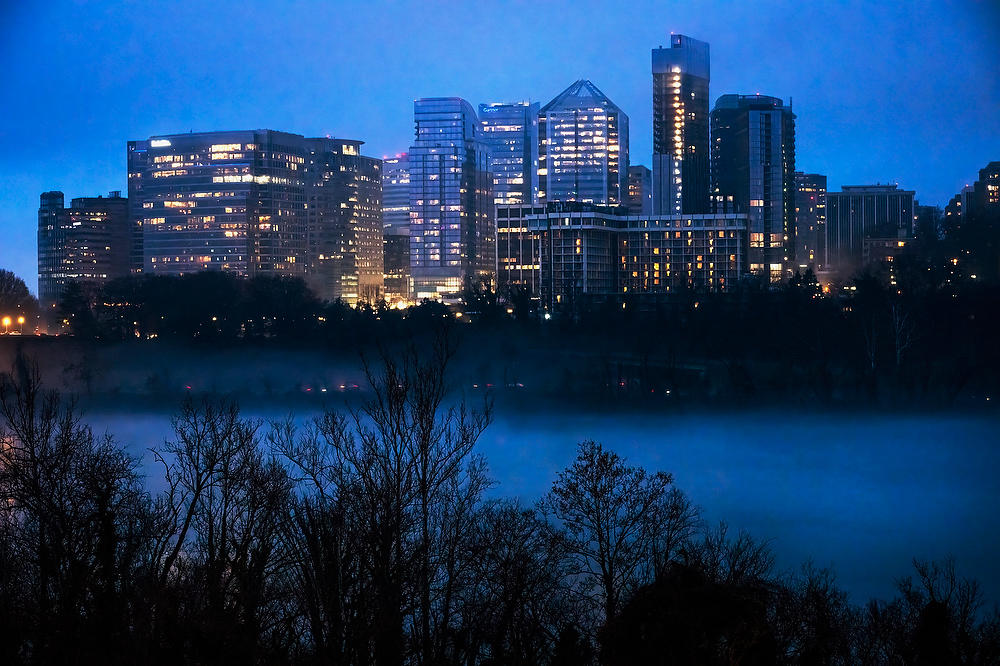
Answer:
[
  {"xmin": 27, "ymin": 266, "xmax": 1000, "ymax": 409},
  {"xmin": 1, "ymin": 337, "xmax": 998, "ymax": 665}
]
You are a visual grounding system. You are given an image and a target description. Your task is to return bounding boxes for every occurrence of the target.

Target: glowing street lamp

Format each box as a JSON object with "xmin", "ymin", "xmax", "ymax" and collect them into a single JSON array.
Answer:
[{"xmin": 1, "ymin": 316, "xmax": 10, "ymax": 334}]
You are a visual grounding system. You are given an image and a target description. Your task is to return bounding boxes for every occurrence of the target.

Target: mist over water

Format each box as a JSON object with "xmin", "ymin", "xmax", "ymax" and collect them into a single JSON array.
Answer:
[{"xmin": 84, "ymin": 402, "xmax": 1000, "ymax": 606}]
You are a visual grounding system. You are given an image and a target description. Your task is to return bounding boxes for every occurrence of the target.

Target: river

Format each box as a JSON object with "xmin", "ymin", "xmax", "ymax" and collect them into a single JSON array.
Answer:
[{"xmin": 85, "ymin": 403, "xmax": 1000, "ymax": 606}]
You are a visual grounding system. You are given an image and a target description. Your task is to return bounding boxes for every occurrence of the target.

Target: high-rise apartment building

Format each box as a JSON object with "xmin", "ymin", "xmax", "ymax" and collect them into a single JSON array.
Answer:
[
  {"xmin": 825, "ymin": 184, "xmax": 915, "ymax": 276},
  {"xmin": 479, "ymin": 102, "xmax": 539, "ymax": 206},
  {"xmin": 710, "ymin": 94, "xmax": 796, "ymax": 281},
  {"xmin": 128, "ymin": 130, "xmax": 383, "ymax": 303},
  {"xmin": 382, "ymin": 153, "xmax": 411, "ymax": 303},
  {"xmin": 945, "ymin": 185, "xmax": 975, "ymax": 224},
  {"xmin": 626, "ymin": 165, "xmax": 653, "ymax": 215},
  {"xmin": 497, "ymin": 202, "xmax": 748, "ymax": 309},
  {"xmin": 538, "ymin": 80, "xmax": 629, "ymax": 206},
  {"xmin": 794, "ymin": 172, "xmax": 827, "ymax": 271},
  {"xmin": 946, "ymin": 161, "xmax": 1000, "ymax": 224},
  {"xmin": 652, "ymin": 34, "xmax": 710, "ymax": 215},
  {"xmin": 303, "ymin": 138, "xmax": 383, "ymax": 304},
  {"xmin": 974, "ymin": 162, "xmax": 1000, "ymax": 211},
  {"xmin": 37, "ymin": 191, "xmax": 130, "ymax": 309},
  {"xmin": 408, "ymin": 98, "xmax": 494, "ymax": 300}
]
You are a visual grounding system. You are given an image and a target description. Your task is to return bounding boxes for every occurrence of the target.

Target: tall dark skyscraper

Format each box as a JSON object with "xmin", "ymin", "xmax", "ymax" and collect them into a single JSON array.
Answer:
[
  {"xmin": 37, "ymin": 190, "xmax": 130, "ymax": 309},
  {"xmin": 652, "ymin": 34, "xmax": 710, "ymax": 215},
  {"xmin": 825, "ymin": 184, "xmax": 915, "ymax": 276},
  {"xmin": 479, "ymin": 101, "xmax": 539, "ymax": 206},
  {"xmin": 626, "ymin": 165, "xmax": 652, "ymax": 215},
  {"xmin": 538, "ymin": 80, "xmax": 629, "ymax": 206},
  {"xmin": 794, "ymin": 172, "xmax": 827, "ymax": 271},
  {"xmin": 409, "ymin": 98, "xmax": 494, "ymax": 300},
  {"xmin": 128, "ymin": 130, "xmax": 383, "ymax": 303},
  {"xmin": 711, "ymin": 94, "xmax": 796, "ymax": 281},
  {"xmin": 303, "ymin": 138, "xmax": 383, "ymax": 304}
]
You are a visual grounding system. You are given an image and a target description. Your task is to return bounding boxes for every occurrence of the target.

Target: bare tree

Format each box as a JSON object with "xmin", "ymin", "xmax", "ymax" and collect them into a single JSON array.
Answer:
[
  {"xmin": 683, "ymin": 521, "xmax": 775, "ymax": 587},
  {"xmin": 0, "ymin": 352, "xmax": 153, "ymax": 663},
  {"xmin": 888, "ymin": 299, "xmax": 916, "ymax": 370},
  {"xmin": 149, "ymin": 397, "xmax": 294, "ymax": 662},
  {"xmin": 276, "ymin": 327, "xmax": 492, "ymax": 666},
  {"xmin": 647, "ymin": 486, "xmax": 701, "ymax": 579},
  {"xmin": 459, "ymin": 501, "xmax": 580, "ymax": 666},
  {"xmin": 540, "ymin": 440, "xmax": 674, "ymax": 625}
]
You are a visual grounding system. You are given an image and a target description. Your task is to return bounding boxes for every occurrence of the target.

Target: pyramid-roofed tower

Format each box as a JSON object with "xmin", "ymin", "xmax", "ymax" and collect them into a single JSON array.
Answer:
[
  {"xmin": 540, "ymin": 79, "xmax": 624, "ymax": 114},
  {"xmin": 538, "ymin": 80, "xmax": 629, "ymax": 205}
]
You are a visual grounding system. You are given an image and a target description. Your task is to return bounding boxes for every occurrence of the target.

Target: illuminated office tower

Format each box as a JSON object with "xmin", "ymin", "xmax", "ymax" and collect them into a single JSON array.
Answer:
[
  {"xmin": 128, "ymin": 130, "xmax": 308, "ymax": 278},
  {"xmin": 303, "ymin": 138, "xmax": 383, "ymax": 304},
  {"xmin": 37, "ymin": 190, "xmax": 130, "ymax": 309},
  {"xmin": 128, "ymin": 130, "xmax": 383, "ymax": 303},
  {"xmin": 479, "ymin": 101, "xmax": 539, "ymax": 205},
  {"xmin": 408, "ymin": 98, "xmax": 494, "ymax": 300},
  {"xmin": 382, "ymin": 153, "xmax": 411, "ymax": 302},
  {"xmin": 794, "ymin": 172, "xmax": 827, "ymax": 271},
  {"xmin": 711, "ymin": 94, "xmax": 796, "ymax": 281},
  {"xmin": 652, "ymin": 34, "xmax": 710, "ymax": 215},
  {"xmin": 538, "ymin": 80, "xmax": 629, "ymax": 205}
]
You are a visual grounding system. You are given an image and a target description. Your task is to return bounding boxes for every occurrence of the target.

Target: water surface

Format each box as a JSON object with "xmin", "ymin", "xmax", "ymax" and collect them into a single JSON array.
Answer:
[{"xmin": 87, "ymin": 405, "xmax": 1000, "ymax": 605}]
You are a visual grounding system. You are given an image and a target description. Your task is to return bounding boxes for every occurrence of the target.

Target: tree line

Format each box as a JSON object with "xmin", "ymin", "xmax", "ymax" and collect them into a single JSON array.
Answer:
[{"xmin": 1, "ymin": 336, "xmax": 998, "ymax": 665}]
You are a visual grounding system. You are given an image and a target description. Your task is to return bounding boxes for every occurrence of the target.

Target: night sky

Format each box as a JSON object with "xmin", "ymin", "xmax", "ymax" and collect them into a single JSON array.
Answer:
[{"xmin": 2, "ymin": 1, "xmax": 998, "ymax": 294}]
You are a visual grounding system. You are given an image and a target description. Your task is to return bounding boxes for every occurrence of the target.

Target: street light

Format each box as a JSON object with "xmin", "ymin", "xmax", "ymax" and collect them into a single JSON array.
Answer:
[
  {"xmin": 16, "ymin": 316, "xmax": 25, "ymax": 332},
  {"xmin": 1, "ymin": 316, "xmax": 10, "ymax": 334}
]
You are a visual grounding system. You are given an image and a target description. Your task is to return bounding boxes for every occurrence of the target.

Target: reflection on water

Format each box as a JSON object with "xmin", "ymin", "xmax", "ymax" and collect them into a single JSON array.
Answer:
[{"xmin": 86, "ymin": 404, "xmax": 1000, "ymax": 605}]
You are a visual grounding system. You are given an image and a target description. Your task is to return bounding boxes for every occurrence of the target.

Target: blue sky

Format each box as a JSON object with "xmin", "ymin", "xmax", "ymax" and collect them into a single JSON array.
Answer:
[{"xmin": 2, "ymin": 0, "xmax": 998, "ymax": 293}]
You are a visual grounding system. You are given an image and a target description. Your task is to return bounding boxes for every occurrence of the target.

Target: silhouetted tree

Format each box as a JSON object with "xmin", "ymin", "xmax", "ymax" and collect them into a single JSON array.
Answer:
[
  {"xmin": 0, "ymin": 352, "xmax": 155, "ymax": 664},
  {"xmin": 541, "ymin": 440, "xmax": 676, "ymax": 626}
]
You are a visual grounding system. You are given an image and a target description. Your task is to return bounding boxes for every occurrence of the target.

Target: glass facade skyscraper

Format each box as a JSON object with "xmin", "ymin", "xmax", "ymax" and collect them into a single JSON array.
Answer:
[
  {"xmin": 37, "ymin": 191, "xmax": 129, "ymax": 309},
  {"xmin": 479, "ymin": 101, "xmax": 539, "ymax": 206},
  {"xmin": 710, "ymin": 94, "xmax": 796, "ymax": 281},
  {"xmin": 408, "ymin": 98, "xmax": 493, "ymax": 300},
  {"xmin": 128, "ymin": 129, "xmax": 383, "ymax": 303},
  {"xmin": 382, "ymin": 153, "xmax": 410, "ymax": 234},
  {"xmin": 381, "ymin": 153, "xmax": 411, "ymax": 303},
  {"xmin": 538, "ymin": 80, "xmax": 629, "ymax": 206},
  {"xmin": 652, "ymin": 34, "xmax": 710, "ymax": 215}
]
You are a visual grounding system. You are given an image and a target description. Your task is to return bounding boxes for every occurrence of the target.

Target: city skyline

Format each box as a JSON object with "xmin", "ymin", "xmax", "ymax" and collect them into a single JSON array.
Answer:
[{"xmin": 2, "ymin": 1, "xmax": 999, "ymax": 292}]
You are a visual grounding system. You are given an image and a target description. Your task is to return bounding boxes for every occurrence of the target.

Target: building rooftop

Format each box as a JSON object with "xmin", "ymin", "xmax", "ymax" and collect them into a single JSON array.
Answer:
[
  {"xmin": 713, "ymin": 93, "xmax": 789, "ymax": 110},
  {"xmin": 541, "ymin": 80, "xmax": 623, "ymax": 114}
]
